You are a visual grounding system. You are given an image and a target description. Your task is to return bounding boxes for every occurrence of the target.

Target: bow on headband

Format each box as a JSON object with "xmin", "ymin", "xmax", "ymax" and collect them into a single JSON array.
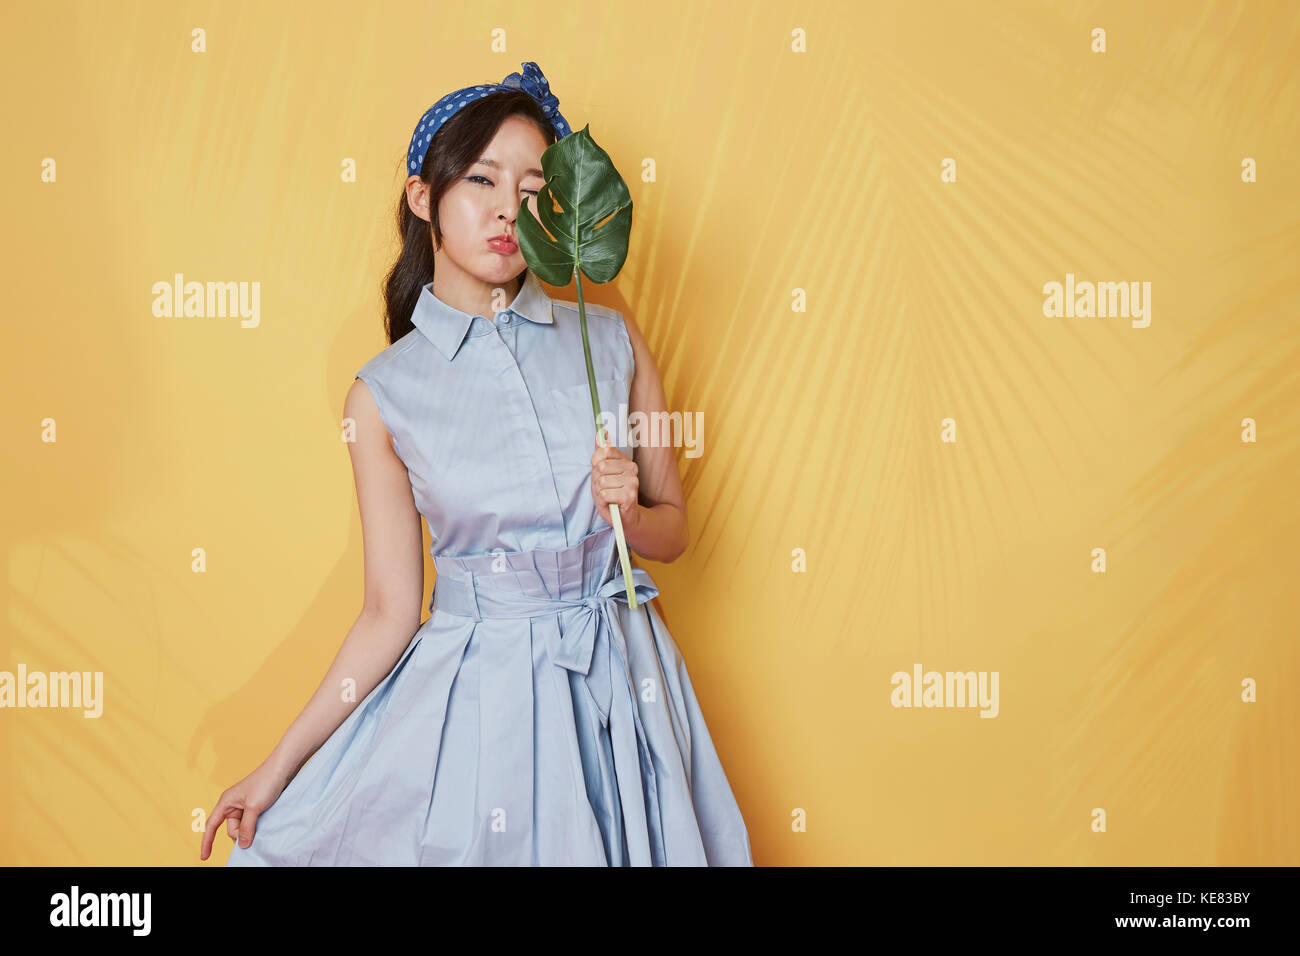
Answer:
[{"xmin": 406, "ymin": 61, "xmax": 574, "ymax": 175}]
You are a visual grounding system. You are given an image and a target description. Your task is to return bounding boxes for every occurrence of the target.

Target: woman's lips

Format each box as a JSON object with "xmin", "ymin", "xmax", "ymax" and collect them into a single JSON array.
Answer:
[{"xmin": 487, "ymin": 237, "xmax": 518, "ymax": 254}]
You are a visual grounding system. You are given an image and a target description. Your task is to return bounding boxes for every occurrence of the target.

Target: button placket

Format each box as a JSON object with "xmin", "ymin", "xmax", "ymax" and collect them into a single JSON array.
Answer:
[{"xmin": 491, "ymin": 335, "xmax": 568, "ymax": 535}]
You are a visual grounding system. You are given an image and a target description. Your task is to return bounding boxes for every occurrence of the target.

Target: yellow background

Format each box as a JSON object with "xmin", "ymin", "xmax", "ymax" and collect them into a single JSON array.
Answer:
[{"xmin": 2, "ymin": 0, "xmax": 1297, "ymax": 865}]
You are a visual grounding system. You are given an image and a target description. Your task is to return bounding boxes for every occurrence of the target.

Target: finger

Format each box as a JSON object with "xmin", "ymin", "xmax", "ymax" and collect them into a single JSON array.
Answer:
[
  {"xmin": 605, "ymin": 489, "xmax": 636, "ymax": 510},
  {"xmin": 237, "ymin": 808, "xmax": 261, "ymax": 849},
  {"xmin": 226, "ymin": 810, "xmax": 242, "ymax": 839},
  {"xmin": 593, "ymin": 451, "xmax": 633, "ymax": 475},
  {"xmin": 201, "ymin": 799, "xmax": 235, "ymax": 860},
  {"xmin": 597, "ymin": 485, "xmax": 634, "ymax": 511},
  {"xmin": 602, "ymin": 494, "xmax": 634, "ymax": 517}
]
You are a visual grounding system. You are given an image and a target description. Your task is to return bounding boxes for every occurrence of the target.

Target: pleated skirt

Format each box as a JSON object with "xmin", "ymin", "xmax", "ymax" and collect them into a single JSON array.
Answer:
[{"xmin": 225, "ymin": 594, "xmax": 753, "ymax": 866}]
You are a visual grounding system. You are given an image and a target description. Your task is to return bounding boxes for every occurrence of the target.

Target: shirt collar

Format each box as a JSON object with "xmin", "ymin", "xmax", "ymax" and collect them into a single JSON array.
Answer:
[{"xmin": 411, "ymin": 269, "xmax": 555, "ymax": 362}]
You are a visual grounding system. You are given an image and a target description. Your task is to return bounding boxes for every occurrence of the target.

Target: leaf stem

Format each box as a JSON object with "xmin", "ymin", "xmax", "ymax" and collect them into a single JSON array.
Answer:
[{"xmin": 575, "ymin": 266, "xmax": 638, "ymax": 609}]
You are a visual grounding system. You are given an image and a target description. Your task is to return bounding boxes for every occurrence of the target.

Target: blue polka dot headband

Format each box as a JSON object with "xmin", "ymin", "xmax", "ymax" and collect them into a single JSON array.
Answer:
[{"xmin": 406, "ymin": 61, "xmax": 573, "ymax": 176}]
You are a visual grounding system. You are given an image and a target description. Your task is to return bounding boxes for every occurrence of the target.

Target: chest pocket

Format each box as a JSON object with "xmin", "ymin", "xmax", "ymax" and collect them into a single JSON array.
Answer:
[{"xmin": 548, "ymin": 376, "xmax": 633, "ymax": 464}]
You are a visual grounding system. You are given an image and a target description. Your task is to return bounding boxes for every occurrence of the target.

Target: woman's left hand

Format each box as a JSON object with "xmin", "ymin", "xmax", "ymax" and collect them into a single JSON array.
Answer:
[{"xmin": 591, "ymin": 428, "xmax": 641, "ymax": 531}]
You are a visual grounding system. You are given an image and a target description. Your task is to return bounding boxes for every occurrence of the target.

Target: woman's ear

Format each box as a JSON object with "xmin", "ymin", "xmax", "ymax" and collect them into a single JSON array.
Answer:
[{"xmin": 405, "ymin": 175, "xmax": 431, "ymax": 222}]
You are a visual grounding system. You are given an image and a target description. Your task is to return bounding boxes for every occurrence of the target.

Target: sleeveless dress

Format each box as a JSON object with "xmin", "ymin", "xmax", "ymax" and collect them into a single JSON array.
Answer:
[{"xmin": 226, "ymin": 269, "xmax": 754, "ymax": 866}]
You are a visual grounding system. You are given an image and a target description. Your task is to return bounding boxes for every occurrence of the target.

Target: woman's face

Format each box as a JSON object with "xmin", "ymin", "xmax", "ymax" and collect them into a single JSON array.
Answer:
[{"xmin": 427, "ymin": 114, "xmax": 549, "ymax": 290}]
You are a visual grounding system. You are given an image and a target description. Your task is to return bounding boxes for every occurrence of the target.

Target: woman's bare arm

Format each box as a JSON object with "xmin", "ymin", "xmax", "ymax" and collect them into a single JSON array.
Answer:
[
  {"xmin": 617, "ymin": 310, "xmax": 689, "ymax": 563},
  {"xmin": 263, "ymin": 377, "xmax": 425, "ymax": 785}
]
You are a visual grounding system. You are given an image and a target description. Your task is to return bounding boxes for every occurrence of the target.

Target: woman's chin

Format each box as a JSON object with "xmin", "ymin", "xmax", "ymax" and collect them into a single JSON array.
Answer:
[{"xmin": 477, "ymin": 255, "xmax": 524, "ymax": 283}]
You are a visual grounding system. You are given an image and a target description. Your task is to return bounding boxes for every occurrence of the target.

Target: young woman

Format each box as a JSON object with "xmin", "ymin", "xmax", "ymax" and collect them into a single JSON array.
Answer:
[{"xmin": 203, "ymin": 62, "xmax": 753, "ymax": 866}]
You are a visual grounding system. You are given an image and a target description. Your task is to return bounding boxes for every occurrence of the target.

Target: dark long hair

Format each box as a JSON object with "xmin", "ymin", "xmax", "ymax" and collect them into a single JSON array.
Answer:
[{"xmin": 381, "ymin": 90, "xmax": 558, "ymax": 344}]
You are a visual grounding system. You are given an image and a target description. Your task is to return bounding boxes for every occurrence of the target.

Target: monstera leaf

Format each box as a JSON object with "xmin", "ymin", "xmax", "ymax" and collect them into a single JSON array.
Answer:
[
  {"xmin": 517, "ymin": 124, "xmax": 633, "ymax": 285},
  {"xmin": 517, "ymin": 125, "xmax": 640, "ymax": 608}
]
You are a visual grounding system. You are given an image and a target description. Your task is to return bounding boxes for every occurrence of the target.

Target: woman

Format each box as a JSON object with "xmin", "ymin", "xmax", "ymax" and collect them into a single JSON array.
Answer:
[{"xmin": 203, "ymin": 62, "xmax": 753, "ymax": 866}]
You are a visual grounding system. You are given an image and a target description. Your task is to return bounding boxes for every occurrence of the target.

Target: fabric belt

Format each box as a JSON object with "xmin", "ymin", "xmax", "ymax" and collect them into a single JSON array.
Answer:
[{"xmin": 429, "ymin": 534, "xmax": 661, "ymax": 729}]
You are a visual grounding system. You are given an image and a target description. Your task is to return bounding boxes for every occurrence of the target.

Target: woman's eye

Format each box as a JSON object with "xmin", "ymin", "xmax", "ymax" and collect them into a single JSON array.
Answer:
[{"xmin": 469, "ymin": 174, "xmax": 540, "ymax": 196}]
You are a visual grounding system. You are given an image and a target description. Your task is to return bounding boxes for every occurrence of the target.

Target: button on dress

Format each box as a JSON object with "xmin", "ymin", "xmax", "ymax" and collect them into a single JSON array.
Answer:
[{"xmin": 226, "ymin": 269, "xmax": 754, "ymax": 866}]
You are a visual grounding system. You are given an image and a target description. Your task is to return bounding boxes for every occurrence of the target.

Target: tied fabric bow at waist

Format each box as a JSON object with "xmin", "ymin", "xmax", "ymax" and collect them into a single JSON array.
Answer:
[
  {"xmin": 551, "ymin": 569, "xmax": 659, "ymax": 728},
  {"xmin": 431, "ymin": 566, "xmax": 661, "ymax": 728}
]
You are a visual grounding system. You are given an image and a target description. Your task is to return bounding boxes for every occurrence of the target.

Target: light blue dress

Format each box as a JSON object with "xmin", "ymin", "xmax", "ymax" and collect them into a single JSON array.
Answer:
[{"xmin": 227, "ymin": 269, "xmax": 754, "ymax": 866}]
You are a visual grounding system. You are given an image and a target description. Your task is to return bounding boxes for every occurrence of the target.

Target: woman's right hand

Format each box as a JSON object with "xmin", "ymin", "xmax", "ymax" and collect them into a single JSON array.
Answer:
[{"xmin": 199, "ymin": 758, "xmax": 293, "ymax": 861}]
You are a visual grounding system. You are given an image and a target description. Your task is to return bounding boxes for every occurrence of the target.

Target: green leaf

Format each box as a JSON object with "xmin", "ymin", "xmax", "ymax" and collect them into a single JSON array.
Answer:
[{"xmin": 517, "ymin": 125, "xmax": 633, "ymax": 286}]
